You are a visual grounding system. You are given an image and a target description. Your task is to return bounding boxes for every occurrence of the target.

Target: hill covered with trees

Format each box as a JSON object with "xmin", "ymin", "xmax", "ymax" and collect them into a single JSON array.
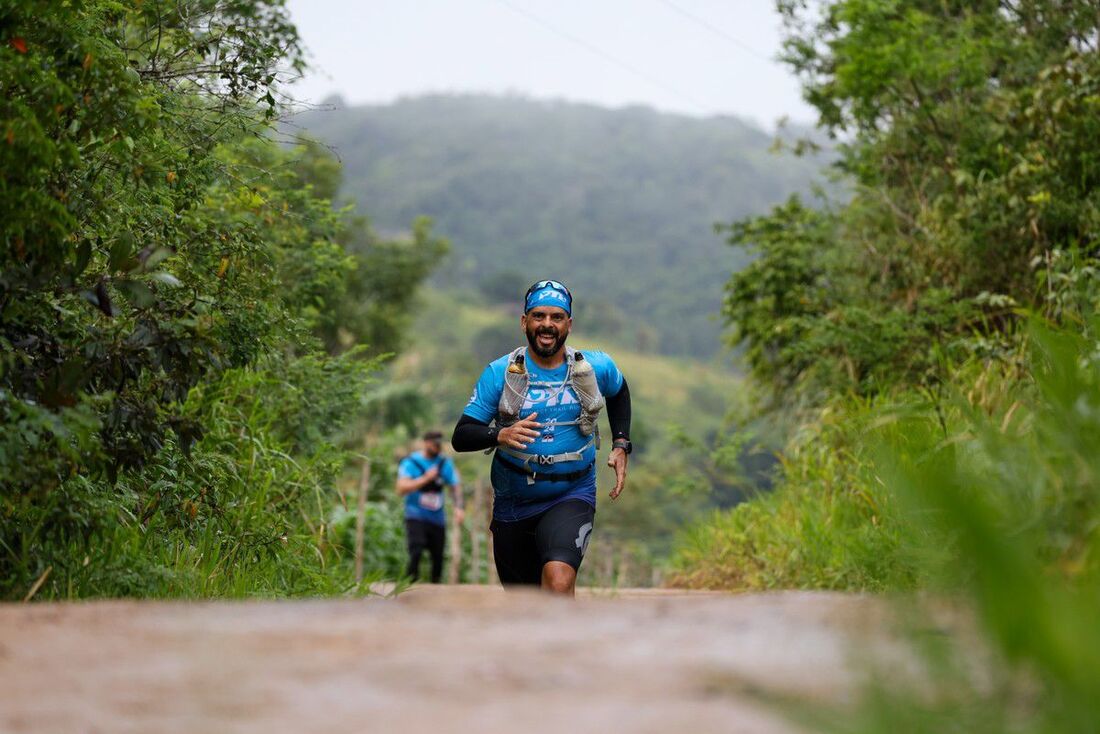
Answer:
[{"xmin": 295, "ymin": 94, "xmax": 829, "ymax": 358}]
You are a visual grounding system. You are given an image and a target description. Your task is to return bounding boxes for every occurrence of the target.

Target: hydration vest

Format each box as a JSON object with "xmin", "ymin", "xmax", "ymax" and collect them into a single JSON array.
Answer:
[
  {"xmin": 493, "ymin": 346, "xmax": 605, "ymax": 470},
  {"xmin": 404, "ymin": 454, "xmax": 445, "ymax": 493}
]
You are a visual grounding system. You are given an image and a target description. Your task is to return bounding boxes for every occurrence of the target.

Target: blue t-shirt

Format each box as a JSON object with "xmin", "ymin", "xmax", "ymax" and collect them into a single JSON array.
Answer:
[
  {"xmin": 463, "ymin": 348, "xmax": 624, "ymax": 521},
  {"xmin": 398, "ymin": 451, "xmax": 460, "ymax": 526}
]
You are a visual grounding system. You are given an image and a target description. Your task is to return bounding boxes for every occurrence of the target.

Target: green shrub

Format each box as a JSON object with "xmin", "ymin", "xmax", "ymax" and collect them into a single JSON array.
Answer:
[
  {"xmin": 330, "ymin": 500, "xmax": 408, "ymax": 581},
  {"xmin": 1, "ymin": 2, "xmax": 444, "ymax": 599},
  {"xmin": 793, "ymin": 319, "xmax": 1100, "ymax": 733},
  {"xmin": 668, "ymin": 396, "xmax": 917, "ymax": 591},
  {"xmin": 3, "ymin": 350, "xmax": 379, "ymax": 599}
]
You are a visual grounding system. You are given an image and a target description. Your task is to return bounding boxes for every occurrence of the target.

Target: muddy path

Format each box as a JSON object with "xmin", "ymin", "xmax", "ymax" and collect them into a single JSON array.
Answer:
[{"xmin": 0, "ymin": 587, "xmax": 910, "ymax": 734}]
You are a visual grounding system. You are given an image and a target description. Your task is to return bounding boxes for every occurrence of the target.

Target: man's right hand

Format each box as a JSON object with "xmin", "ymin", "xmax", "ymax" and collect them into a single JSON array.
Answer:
[
  {"xmin": 497, "ymin": 412, "xmax": 542, "ymax": 450},
  {"xmin": 419, "ymin": 465, "xmax": 440, "ymax": 485}
]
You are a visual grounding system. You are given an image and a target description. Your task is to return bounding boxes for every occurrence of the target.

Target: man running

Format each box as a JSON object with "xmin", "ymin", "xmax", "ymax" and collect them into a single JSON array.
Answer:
[
  {"xmin": 396, "ymin": 430, "xmax": 464, "ymax": 583},
  {"xmin": 451, "ymin": 279, "xmax": 632, "ymax": 595}
]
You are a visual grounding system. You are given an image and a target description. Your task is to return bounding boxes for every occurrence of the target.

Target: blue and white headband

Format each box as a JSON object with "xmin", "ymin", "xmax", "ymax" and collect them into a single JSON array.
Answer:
[{"xmin": 524, "ymin": 279, "xmax": 572, "ymax": 315}]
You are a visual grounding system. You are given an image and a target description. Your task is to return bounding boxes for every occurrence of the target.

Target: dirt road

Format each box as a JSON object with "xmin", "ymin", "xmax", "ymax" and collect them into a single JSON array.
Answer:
[{"xmin": 0, "ymin": 587, "xmax": 907, "ymax": 734}]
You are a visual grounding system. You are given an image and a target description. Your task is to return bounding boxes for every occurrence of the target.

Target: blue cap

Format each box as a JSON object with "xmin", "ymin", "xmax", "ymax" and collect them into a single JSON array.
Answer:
[{"xmin": 524, "ymin": 279, "xmax": 572, "ymax": 315}]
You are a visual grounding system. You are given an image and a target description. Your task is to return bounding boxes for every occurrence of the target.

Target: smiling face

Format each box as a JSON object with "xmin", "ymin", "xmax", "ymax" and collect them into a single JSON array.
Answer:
[{"xmin": 522, "ymin": 306, "xmax": 571, "ymax": 359}]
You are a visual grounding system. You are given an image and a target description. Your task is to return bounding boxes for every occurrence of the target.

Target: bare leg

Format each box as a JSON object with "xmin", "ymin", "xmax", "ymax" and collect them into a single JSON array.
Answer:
[{"xmin": 541, "ymin": 561, "xmax": 577, "ymax": 596}]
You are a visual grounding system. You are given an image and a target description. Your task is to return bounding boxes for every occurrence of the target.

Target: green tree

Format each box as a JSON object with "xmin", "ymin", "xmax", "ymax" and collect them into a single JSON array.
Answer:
[
  {"xmin": 1, "ymin": 0, "xmax": 305, "ymax": 486},
  {"xmin": 0, "ymin": 1, "xmax": 444, "ymax": 599},
  {"xmin": 318, "ymin": 213, "xmax": 448, "ymax": 358},
  {"xmin": 679, "ymin": 1, "xmax": 1100, "ymax": 594},
  {"xmin": 724, "ymin": 0, "xmax": 1100, "ymax": 404}
]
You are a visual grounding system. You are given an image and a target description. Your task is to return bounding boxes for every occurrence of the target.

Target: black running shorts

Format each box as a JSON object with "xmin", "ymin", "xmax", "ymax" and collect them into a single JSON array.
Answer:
[{"xmin": 490, "ymin": 499, "xmax": 595, "ymax": 586}]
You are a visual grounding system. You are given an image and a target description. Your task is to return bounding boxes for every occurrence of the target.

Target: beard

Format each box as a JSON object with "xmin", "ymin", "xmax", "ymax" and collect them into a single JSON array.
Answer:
[{"xmin": 526, "ymin": 322, "xmax": 569, "ymax": 358}]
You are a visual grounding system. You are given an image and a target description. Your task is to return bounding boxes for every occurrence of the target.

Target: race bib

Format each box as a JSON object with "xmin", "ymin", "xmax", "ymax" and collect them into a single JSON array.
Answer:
[{"xmin": 418, "ymin": 492, "xmax": 443, "ymax": 511}]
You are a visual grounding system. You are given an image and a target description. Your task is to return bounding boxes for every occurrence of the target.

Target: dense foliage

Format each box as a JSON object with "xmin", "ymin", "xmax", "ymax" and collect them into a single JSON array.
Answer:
[
  {"xmin": 297, "ymin": 94, "xmax": 830, "ymax": 358},
  {"xmin": 673, "ymin": 1, "xmax": 1100, "ymax": 728},
  {"xmin": 0, "ymin": 0, "xmax": 443, "ymax": 599},
  {"xmin": 723, "ymin": 0, "xmax": 1100, "ymax": 404},
  {"xmin": 687, "ymin": 0, "xmax": 1100, "ymax": 582},
  {"xmin": 676, "ymin": 0, "xmax": 1100, "ymax": 569}
]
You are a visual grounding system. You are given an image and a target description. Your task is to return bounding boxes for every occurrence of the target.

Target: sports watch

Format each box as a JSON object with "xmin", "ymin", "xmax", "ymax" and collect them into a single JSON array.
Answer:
[{"xmin": 612, "ymin": 438, "xmax": 633, "ymax": 455}]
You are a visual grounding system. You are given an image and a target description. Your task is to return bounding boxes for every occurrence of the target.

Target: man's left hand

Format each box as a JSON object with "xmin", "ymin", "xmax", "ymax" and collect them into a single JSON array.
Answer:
[
  {"xmin": 606, "ymin": 448, "xmax": 629, "ymax": 500},
  {"xmin": 453, "ymin": 508, "xmax": 466, "ymax": 525}
]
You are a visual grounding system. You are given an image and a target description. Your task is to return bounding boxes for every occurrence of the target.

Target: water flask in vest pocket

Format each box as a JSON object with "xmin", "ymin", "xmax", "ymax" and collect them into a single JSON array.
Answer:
[
  {"xmin": 499, "ymin": 351, "xmax": 528, "ymax": 425},
  {"xmin": 571, "ymin": 353, "xmax": 604, "ymax": 436}
]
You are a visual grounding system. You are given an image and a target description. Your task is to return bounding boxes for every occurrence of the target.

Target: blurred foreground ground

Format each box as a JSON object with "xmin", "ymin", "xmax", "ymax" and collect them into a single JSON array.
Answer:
[{"xmin": 1, "ymin": 587, "xmax": 914, "ymax": 734}]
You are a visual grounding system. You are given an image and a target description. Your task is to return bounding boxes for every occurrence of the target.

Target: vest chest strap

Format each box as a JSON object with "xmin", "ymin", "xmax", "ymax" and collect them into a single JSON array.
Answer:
[{"xmin": 496, "ymin": 436, "xmax": 596, "ymax": 467}]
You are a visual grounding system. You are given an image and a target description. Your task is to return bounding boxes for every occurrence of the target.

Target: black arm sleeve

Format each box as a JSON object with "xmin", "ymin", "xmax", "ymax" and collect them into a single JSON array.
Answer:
[
  {"xmin": 606, "ymin": 378, "xmax": 632, "ymax": 441},
  {"xmin": 451, "ymin": 413, "xmax": 500, "ymax": 452}
]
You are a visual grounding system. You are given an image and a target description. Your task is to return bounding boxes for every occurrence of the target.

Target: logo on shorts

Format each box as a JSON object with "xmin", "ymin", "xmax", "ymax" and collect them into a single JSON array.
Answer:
[{"xmin": 575, "ymin": 522, "xmax": 593, "ymax": 554}]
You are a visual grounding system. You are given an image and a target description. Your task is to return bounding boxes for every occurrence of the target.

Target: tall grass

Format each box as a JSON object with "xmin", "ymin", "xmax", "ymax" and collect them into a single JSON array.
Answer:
[
  {"xmin": 667, "ymin": 395, "xmax": 919, "ymax": 591},
  {"xmin": 672, "ymin": 317, "xmax": 1100, "ymax": 729},
  {"xmin": 839, "ymin": 321, "xmax": 1100, "ymax": 733}
]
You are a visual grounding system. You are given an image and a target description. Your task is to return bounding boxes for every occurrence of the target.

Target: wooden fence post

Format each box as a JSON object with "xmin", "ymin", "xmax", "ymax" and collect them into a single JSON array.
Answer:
[
  {"xmin": 353, "ymin": 442, "xmax": 371, "ymax": 585},
  {"xmin": 470, "ymin": 481, "xmax": 483, "ymax": 584},
  {"xmin": 486, "ymin": 484, "xmax": 497, "ymax": 586},
  {"xmin": 447, "ymin": 493, "xmax": 461, "ymax": 584}
]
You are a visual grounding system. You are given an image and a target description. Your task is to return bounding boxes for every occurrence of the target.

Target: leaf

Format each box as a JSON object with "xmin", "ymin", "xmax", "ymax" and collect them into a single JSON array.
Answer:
[
  {"xmin": 136, "ymin": 245, "xmax": 172, "ymax": 271},
  {"xmin": 169, "ymin": 417, "xmax": 204, "ymax": 459},
  {"xmin": 73, "ymin": 240, "xmax": 92, "ymax": 277},
  {"xmin": 108, "ymin": 234, "xmax": 134, "ymax": 272},
  {"xmin": 10, "ymin": 37, "xmax": 27, "ymax": 54},
  {"xmin": 93, "ymin": 279, "xmax": 114, "ymax": 317},
  {"xmin": 116, "ymin": 279, "xmax": 155, "ymax": 308},
  {"xmin": 128, "ymin": 324, "xmax": 155, "ymax": 347},
  {"xmin": 59, "ymin": 358, "xmax": 89, "ymax": 392},
  {"xmin": 217, "ymin": 257, "xmax": 230, "ymax": 278},
  {"xmin": 150, "ymin": 271, "xmax": 182, "ymax": 287}
]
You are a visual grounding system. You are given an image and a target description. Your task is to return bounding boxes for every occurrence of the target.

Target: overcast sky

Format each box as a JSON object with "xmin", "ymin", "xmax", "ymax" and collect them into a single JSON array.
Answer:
[{"xmin": 284, "ymin": 0, "xmax": 817, "ymax": 129}]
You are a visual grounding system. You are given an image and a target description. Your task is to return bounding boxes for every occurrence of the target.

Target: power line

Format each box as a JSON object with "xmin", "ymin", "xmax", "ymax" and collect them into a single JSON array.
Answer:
[
  {"xmin": 656, "ymin": 0, "xmax": 773, "ymax": 63},
  {"xmin": 491, "ymin": 0, "xmax": 709, "ymax": 113}
]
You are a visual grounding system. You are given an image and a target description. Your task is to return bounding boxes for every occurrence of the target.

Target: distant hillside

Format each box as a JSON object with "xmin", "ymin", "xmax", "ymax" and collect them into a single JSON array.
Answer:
[{"xmin": 296, "ymin": 94, "xmax": 829, "ymax": 357}]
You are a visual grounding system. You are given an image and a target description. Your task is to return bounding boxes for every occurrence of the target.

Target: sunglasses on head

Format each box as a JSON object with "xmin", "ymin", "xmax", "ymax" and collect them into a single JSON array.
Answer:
[{"xmin": 525, "ymin": 279, "xmax": 572, "ymax": 301}]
